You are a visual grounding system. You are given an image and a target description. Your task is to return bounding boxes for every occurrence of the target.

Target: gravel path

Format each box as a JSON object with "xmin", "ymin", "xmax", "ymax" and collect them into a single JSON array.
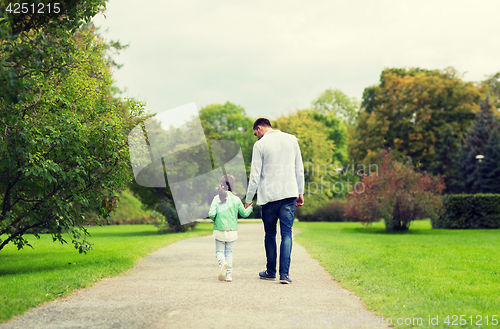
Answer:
[{"xmin": 1, "ymin": 224, "xmax": 390, "ymax": 328}]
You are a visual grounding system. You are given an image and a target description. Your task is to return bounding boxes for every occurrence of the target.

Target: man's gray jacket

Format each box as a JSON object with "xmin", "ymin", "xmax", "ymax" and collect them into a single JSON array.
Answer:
[{"xmin": 245, "ymin": 130, "xmax": 305, "ymax": 206}]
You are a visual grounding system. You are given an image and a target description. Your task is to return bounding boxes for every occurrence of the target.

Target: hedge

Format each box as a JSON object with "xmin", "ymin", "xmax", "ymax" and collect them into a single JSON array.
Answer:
[
  {"xmin": 297, "ymin": 199, "xmax": 348, "ymax": 222},
  {"xmin": 432, "ymin": 194, "xmax": 500, "ymax": 229}
]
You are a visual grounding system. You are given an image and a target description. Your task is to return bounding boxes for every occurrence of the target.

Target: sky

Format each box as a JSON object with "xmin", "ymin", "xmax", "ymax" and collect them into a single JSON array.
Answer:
[{"xmin": 92, "ymin": 0, "xmax": 500, "ymax": 120}]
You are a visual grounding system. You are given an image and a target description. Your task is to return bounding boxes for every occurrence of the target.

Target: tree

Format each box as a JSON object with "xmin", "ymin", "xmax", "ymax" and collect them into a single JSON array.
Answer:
[
  {"xmin": 351, "ymin": 67, "xmax": 481, "ymax": 169},
  {"xmin": 127, "ymin": 116, "xmax": 204, "ymax": 233},
  {"xmin": 478, "ymin": 71, "xmax": 500, "ymax": 116},
  {"xmin": 198, "ymin": 102, "xmax": 254, "ymax": 176},
  {"xmin": 428, "ymin": 125, "xmax": 463, "ymax": 193},
  {"xmin": 345, "ymin": 150, "xmax": 445, "ymax": 231},
  {"xmin": 0, "ymin": 0, "xmax": 107, "ymax": 104},
  {"xmin": 459, "ymin": 98, "xmax": 499, "ymax": 193},
  {"xmin": 128, "ymin": 102, "xmax": 254, "ymax": 231},
  {"xmin": 308, "ymin": 110, "xmax": 349, "ymax": 164},
  {"xmin": 478, "ymin": 127, "xmax": 500, "ymax": 193},
  {"xmin": 312, "ymin": 88, "xmax": 360, "ymax": 126},
  {"xmin": 128, "ymin": 181, "xmax": 188, "ymax": 233},
  {"xmin": 0, "ymin": 24, "xmax": 145, "ymax": 252}
]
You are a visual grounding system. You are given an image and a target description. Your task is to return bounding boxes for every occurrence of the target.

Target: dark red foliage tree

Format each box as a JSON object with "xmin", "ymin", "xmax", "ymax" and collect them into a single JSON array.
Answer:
[{"xmin": 345, "ymin": 150, "xmax": 445, "ymax": 231}]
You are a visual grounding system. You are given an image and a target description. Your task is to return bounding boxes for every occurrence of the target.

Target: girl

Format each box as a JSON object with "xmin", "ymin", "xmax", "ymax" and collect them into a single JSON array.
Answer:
[{"xmin": 209, "ymin": 174, "xmax": 253, "ymax": 282}]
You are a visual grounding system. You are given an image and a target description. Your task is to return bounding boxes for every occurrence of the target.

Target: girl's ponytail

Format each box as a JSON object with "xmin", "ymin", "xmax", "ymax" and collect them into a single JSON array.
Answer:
[{"xmin": 218, "ymin": 174, "xmax": 235, "ymax": 204}]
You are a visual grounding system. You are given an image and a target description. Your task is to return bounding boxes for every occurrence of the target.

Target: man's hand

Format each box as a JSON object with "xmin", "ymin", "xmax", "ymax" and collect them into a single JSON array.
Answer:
[
  {"xmin": 296, "ymin": 194, "xmax": 304, "ymax": 207},
  {"xmin": 245, "ymin": 203, "xmax": 253, "ymax": 209}
]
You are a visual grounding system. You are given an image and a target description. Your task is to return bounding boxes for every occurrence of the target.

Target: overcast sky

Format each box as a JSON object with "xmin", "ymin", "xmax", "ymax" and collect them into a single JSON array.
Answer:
[{"xmin": 92, "ymin": 0, "xmax": 500, "ymax": 120}]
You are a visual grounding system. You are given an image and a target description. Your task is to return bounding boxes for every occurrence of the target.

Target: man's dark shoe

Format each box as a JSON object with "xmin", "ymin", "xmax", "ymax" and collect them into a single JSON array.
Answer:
[
  {"xmin": 259, "ymin": 270, "xmax": 276, "ymax": 280},
  {"xmin": 280, "ymin": 275, "xmax": 292, "ymax": 284}
]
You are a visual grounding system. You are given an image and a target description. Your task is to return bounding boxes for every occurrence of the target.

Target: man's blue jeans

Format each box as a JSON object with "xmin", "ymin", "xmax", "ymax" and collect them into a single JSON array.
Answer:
[{"xmin": 261, "ymin": 197, "xmax": 296, "ymax": 277}]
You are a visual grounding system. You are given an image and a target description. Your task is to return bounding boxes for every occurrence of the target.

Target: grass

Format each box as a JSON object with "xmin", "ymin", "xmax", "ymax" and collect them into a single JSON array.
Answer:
[
  {"xmin": 294, "ymin": 220, "xmax": 500, "ymax": 329},
  {"xmin": 0, "ymin": 224, "xmax": 212, "ymax": 323}
]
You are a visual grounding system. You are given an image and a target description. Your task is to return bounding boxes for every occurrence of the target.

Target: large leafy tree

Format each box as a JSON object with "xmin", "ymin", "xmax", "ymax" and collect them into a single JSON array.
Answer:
[
  {"xmin": 0, "ymin": 18, "xmax": 145, "ymax": 252},
  {"xmin": 311, "ymin": 88, "xmax": 362, "ymax": 165},
  {"xmin": 312, "ymin": 88, "xmax": 360, "ymax": 126},
  {"xmin": 478, "ymin": 71, "xmax": 500, "ymax": 115},
  {"xmin": 127, "ymin": 116, "xmax": 207, "ymax": 233},
  {"xmin": 308, "ymin": 110, "xmax": 349, "ymax": 164},
  {"xmin": 351, "ymin": 67, "xmax": 481, "ymax": 170},
  {"xmin": 128, "ymin": 102, "xmax": 255, "ymax": 230},
  {"xmin": 198, "ymin": 102, "xmax": 254, "ymax": 176},
  {"xmin": 0, "ymin": 0, "xmax": 107, "ymax": 104}
]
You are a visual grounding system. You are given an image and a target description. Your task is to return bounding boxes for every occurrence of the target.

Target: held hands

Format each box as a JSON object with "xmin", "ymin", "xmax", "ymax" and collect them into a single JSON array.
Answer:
[
  {"xmin": 296, "ymin": 194, "xmax": 304, "ymax": 207},
  {"xmin": 244, "ymin": 198, "xmax": 302, "ymax": 208}
]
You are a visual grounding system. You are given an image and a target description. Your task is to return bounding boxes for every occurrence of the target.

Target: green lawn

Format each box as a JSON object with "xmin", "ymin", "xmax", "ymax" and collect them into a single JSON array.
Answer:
[
  {"xmin": 294, "ymin": 220, "xmax": 500, "ymax": 329},
  {"xmin": 0, "ymin": 224, "xmax": 212, "ymax": 323}
]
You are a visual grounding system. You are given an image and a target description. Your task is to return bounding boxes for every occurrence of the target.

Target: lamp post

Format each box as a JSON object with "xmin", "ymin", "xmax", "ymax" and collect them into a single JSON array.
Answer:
[{"xmin": 476, "ymin": 154, "xmax": 484, "ymax": 193}]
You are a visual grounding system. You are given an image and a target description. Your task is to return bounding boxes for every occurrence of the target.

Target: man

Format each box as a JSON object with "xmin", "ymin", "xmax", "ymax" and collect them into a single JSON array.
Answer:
[{"xmin": 245, "ymin": 118, "xmax": 304, "ymax": 284}]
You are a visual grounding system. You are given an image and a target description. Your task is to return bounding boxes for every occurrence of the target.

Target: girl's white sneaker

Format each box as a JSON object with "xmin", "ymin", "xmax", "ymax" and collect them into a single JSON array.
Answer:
[
  {"xmin": 218, "ymin": 263, "xmax": 229, "ymax": 281},
  {"xmin": 225, "ymin": 275, "xmax": 232, "ymax": 282}
]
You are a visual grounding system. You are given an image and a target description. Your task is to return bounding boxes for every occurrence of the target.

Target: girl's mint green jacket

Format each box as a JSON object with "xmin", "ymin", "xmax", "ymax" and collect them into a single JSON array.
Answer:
[{"xmin": 209, "ymin": 191, "xmax": 253, "ymax": 230}]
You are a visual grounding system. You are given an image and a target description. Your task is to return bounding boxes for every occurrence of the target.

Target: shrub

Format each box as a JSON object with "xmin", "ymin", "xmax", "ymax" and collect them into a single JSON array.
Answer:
[
  {"xmin": 152, "ymin": 199, "xmax": 196, "ymax": 233},
  {"xmin": 85, "ymin": 189, "xmax": 158, "ymax": 226},
  {"xmin": 100, "ymin": 189, "xmax": 157, "ymax": 225},
  {"xmin": 432, "ymin": 194, "xmax": 500, "ymax": 229},
  {"xmin": 345, "ymin": 150, "xmax": 445, "ymax": 231},
  {"xmin": 298, "ymin": 199, "xmax": 348, "ymax": 222}
]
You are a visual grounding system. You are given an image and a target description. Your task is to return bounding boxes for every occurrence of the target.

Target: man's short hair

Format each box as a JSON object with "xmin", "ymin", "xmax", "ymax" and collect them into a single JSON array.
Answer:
[{"xmin": 253, "ymin": 118, "xmax": 272, "ymax": 130}]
